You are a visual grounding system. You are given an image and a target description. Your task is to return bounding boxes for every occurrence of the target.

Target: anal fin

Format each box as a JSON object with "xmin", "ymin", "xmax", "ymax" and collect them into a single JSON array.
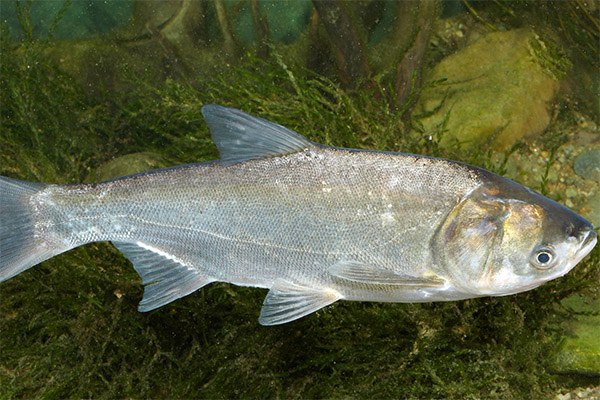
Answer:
[
  {"xmin": 258, "ymin": 279, "xmax": 342, "ymax": 326},
  {"xmin": 113, "ymin": 241, "xmax": 214, "ymax": 312}
]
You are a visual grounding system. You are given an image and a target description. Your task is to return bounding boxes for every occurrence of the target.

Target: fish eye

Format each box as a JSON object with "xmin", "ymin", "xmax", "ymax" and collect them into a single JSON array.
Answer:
[{"xmin": 530, "ymin": 247, "xmax": 557, "ymax": 270}]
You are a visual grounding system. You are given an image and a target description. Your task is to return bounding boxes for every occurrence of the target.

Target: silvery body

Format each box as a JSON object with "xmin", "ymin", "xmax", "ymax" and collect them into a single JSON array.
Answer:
[{"xmin": 0, "ymin": 105, "xmax": 596, "ymax": 325}]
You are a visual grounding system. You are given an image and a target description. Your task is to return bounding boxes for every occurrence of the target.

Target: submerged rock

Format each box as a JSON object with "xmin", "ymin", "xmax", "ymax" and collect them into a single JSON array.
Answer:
[
  {"xmin": 580, "ymin": 191, "xmax": 600, "ymax": 230},
  {"xmin": 95, "ymin": 152, "xmax": 169, "ymax": 182},
  {"xmin": 415, "ymin": 29, "xmax": 566, "ymax": 150},
  {"xmin": 574, "ymin": 150, "xmax": 600, "ymax": 182}
]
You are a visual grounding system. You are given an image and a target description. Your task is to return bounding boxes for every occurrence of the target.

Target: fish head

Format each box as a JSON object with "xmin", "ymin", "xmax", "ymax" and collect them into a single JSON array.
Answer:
[{"xmin": 433, "ymin": 174, "xmax": 597, "ymax": 297}]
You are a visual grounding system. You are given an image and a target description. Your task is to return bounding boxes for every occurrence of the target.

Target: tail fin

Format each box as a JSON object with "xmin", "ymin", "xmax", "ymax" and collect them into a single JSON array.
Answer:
[{"xmin": 0, "ymin": 176, "xmax": 55, "ymax": 282}]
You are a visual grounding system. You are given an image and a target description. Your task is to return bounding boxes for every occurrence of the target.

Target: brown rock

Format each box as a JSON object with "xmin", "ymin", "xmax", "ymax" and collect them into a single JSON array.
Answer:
[{"xmin": 414, "ymin": 29, "xmax": 562, "ymax": 150}]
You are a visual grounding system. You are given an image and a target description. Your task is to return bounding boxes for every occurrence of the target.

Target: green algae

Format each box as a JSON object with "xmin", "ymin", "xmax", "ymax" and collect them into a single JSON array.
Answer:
[
  {"xmin": 1, "ymin": 5, "xmax": 599, "ymax": 400},
  {"xmin": 555, "ymin": 295, "xmax": 600, "ymax": 376},
  {"xmin": 527, "ymin": 33, "xmax": 572, "ymax": 81}
]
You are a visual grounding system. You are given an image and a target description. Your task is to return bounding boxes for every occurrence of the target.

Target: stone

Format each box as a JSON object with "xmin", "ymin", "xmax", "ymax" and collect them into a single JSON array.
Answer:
[
  {"xmin": 581, "ymin": 190, "xmax": 600, "ymax": 229},
  {"xmin": 414, "ymin": 29, "xmax": 564, "ymax": 150},
  {"xmin": 95, "ymin": 152, "xmax": 169, "ymax": 182},
  {"xmin": 574, "ymin": 150, "xmax": 600, "ymax": 182}
]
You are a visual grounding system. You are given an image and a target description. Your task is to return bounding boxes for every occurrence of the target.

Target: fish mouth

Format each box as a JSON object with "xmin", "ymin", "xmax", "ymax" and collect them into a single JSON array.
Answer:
[
  {"xmin": 551, "ymin": 229, "xmax": 597, "ymax": 282},
  {"xmin": 575, "ymin": 229, "xmax": 597, "ymax": 262}
]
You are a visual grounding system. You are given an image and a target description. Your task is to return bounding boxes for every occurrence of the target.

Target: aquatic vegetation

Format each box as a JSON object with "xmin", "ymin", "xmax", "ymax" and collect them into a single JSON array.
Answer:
[{"xmin": 1, "ymin": 2, "xmax": 598, "ymax": 399}]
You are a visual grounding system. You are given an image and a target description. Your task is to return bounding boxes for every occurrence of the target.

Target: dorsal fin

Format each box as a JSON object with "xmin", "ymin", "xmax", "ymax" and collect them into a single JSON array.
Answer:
[{"xmin": 201, "ymin": 105, "xmax": 313, "ymax": 165}]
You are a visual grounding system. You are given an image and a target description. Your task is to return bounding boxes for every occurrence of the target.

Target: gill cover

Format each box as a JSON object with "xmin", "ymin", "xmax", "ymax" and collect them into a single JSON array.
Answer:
[{"xmin": 432, "ymin": 190, "xmax": 509, "ymax": 294}]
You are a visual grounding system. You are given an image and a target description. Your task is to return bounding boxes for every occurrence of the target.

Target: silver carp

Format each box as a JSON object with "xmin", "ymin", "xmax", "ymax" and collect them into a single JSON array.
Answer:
[{"xmin": 0, "ymin": 105, "xmax": 596, "ymax": 325}]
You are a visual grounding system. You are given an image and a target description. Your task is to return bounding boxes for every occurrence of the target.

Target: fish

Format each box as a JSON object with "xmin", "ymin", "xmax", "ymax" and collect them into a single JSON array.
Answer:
[{"xmin": 0, "ymin": 105, "xmax": 597, "ymax": 325}]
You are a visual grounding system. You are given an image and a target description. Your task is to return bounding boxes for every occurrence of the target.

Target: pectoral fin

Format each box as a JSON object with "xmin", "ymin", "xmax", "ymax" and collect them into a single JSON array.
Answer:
[
  {"xmin": 329, "ymin": 260, "xmax": 444, "ymax": 286},
  {"xmin": 258, "ymin": 279, "xmax": 342, "ymax": 326}
]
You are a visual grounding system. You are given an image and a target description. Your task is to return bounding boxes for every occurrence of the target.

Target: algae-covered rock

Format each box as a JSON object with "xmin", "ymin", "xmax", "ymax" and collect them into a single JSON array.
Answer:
[
  {"xmin": 574, "ymin": 149, "xmax": 600, "ymax": 228},
  {"xmin": 414, "ymin": 29, "xmax": 566, "ymax": 149},
  {"xmin": 554, "ymin": 295, "xmax": 600, "ymax": 376},
  {"xmin": 574, "ymin": 150, "xmax": 600, "ymax": 182},
  {"xmin": 95, "ymin": 152, "xmax": 169, "ymax": 181},
  {"xmin": 580, "ymin": 191, "xmax": 600, "ymax": 232}
]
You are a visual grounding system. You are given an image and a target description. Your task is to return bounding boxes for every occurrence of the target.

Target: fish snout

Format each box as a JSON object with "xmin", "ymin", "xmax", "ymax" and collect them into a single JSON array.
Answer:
[{"xmin": 576, "ymin": 228, "xmax": 597, "ymax": 259}]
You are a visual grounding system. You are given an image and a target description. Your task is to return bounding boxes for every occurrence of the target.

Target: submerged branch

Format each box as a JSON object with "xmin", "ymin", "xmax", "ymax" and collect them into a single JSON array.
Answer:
[
  {"xmin": 311, "ymin": 0, "xmax": 371, "ymax": 89},
  {"xmin": 394, "ymin": 0, "xmax": 437, "ymax": 113},
  {"xmin": 250, "ymin": 0, "xmax": 270, "ymax": 59},
  {"xmin": 214, "ymin": 0, "xmax": 235, "ymax": 57}
]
